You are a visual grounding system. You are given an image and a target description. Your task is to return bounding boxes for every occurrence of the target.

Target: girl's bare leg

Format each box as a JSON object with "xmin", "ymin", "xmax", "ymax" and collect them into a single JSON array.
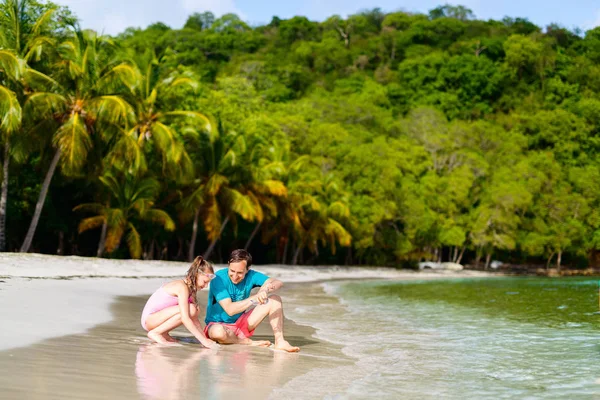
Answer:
[{"xmin": 145, "ymin": 304, "xmax": 198, "ymax": 344}]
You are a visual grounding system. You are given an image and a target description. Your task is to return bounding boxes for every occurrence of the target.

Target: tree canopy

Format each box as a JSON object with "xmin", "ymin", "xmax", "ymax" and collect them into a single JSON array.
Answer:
[{"xmin": 4, "ymin": 2, "xmax": 600, "ymax": 269}]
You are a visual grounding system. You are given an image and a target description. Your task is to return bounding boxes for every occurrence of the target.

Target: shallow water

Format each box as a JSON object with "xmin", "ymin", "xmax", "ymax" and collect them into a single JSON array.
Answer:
[{"xmin": 287, "ymin": 277, "xmax": 600, "ymax": 399}]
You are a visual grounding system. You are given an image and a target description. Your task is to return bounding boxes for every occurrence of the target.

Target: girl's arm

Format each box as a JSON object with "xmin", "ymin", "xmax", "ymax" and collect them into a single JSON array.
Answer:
[{"xmin": 176, "ymin": 284, "xmax": 219, "ymax": 349}]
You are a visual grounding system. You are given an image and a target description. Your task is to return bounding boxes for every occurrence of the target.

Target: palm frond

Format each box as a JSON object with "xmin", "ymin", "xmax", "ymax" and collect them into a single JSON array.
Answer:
[
  {"xmin": 99, "ymin": 174, "xmax": 122, "ymax": 201},
  {"xmin": 104, "ymin": 219, "xmax": 125, "ymax": 254},
  {"xmin": 23, "ymin": 68, "xmax": 60, "ymax": 91},
  {"xmin": 148, "ymin": 120, "xmax": 176, "ymax": 152},
  {"xmin": 142, "ymin": 209, "xmax": 176, "ymax": 231},
  {"xmin": 160, "ymin": 110, "xmax": 212, "ymax": 132},
  {"xmin": 77, "ymin": 215, "xmax": 106, "ymax": 233},
  {"xmin": 96, "ymin": 63, "xmax": 140, "ymax": 93},
  {"xmin": 202, "ymin": 199, "xmax": 222, "ymax": 241},
  {"xmin": 25, "ymin": 92, "xmax": 67, "ymax": 119},
  {"xmin": 89, "ymin": 95, "xmax": 134, "ymax": 126},
  {"xmin": 73, "ymin": 203, "xmax": 106, "ymax": 214},
  {"xmin": 0, "ymin": 49, "xmax": 21, "ymax": 80},
  {"xmin": 24, "ymin": 36, "xmax": 55, "ymax": 62},
  {"xmin": 260, "ymin": 180, "xmax": 287, "ymax": 197},
  {"xmin": 53, "ymin": 113, "xmax": 91, "ymax": 175},
  {"xmin": 165, "ymin": 76, "xmax": 199, "ymax": 91},
  {"xmin": 104, "ymin": 132, "xmax": 147, "ymax": 174},
  {"xmin": 126, "ymin": 223, "xmax": 142, "ymax": 259},
  {"xmin": 0, "ymin": 85, "xmax": 21, "ymax": 134},
  {"xmin": 328, "ymin": 201, "xmax": 350, "ymax": 220},
  {"xmin": 222, "ymin": 188, "xmax": 259, "ymax": 222},
  {"xmin": 205, "ymin": 173, "xmax": 228, "ymax": 196},
  {"xmin": 325, "ymin": 218, "xmax": 352, "ymax": 253},
  {"xmin": 180, "ymin": 185, "xmax": 205, "ymax": 221},
  {"xmin": 31, "ymin": 8, "xmax": 56, "ymax": 36}
]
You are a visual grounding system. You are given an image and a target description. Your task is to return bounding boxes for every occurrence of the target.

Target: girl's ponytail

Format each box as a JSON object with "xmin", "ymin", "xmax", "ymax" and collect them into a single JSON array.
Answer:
[{"xmin": 184, "ymin": 256, "xmax": 214, "ymax": 307}]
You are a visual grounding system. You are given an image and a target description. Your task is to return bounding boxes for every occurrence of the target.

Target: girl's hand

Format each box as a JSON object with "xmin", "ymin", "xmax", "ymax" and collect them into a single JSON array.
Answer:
[{"xmin": 202, "ymin": 339, "xmax": 220, "ymax": 349}]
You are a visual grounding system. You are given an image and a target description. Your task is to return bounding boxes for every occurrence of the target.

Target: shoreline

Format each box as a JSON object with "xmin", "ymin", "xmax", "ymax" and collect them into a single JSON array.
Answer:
[
  {"xmin": 0, "ymin": 252, "xmax": 499, "ymax": 279},
  {"xmin": 0, "ymin": 253, "xmax": 498, "ymax": 351}
]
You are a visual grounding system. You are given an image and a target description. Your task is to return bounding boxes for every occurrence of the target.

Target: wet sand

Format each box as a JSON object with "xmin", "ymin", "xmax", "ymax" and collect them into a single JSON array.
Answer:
[{"xmin": 0, "ymin": 281, "xmax": 353, "ymax": 400}]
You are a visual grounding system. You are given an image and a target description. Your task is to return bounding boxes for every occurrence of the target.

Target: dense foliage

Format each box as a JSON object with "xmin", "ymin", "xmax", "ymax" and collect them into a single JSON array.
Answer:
[{"xmin": 3, "ymin": 1, "xmax": 600, "ymax": 269}]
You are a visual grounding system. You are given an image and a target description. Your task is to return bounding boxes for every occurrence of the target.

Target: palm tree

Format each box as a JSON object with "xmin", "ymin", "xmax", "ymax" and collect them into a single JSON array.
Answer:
[
  {"xmin": 74, "ymin": 172, "xmax": 175, "ymax": 259},
  {"xmin": 106, "ymin": 49, "xmax": 211, "ymax": 178},
  {"xmin": 290, "ymin": 177, "xmax": 352, "ymax": 265},
  {"xmin": 242, "ymin": 140, "xmax": 290, "ymax": 251},
  {"xmin": 19, "ymin": 28, "xmax": 137, "ymax": 252},
  {"xmin": 266, "ymin": 163, "xmax": 351, "ymax": 265},
  {"xmin": 180, "ymin": 122, "xmax": 263, "ymax": 261},
  {"xmin": 0, "ymin": 0, "xmax": 57, "ymax": 251},
  {"xmin": 0, "ymin": 51, "xmax": 21, "ymax": 251}
]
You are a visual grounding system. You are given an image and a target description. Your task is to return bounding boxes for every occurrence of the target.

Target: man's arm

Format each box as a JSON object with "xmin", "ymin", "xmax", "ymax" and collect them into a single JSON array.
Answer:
[
  {"xmin": 253, "ymin": 278, "xmax": 283, "ymax": 304},
  {"xmin": 258, "ymin": 278, "xmax": 283, "ymax": 294},
  {"xmin": 218, "ymin": 296, "xmax": 257, "ymax": 316}
]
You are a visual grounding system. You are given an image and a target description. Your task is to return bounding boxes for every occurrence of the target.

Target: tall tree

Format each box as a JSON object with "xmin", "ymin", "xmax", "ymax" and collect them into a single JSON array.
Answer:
[
  {"xmin": 20, "ymin": 28, "xmax": 136, "ymax": 252},
  {"xmin": 74, "ymin": 172, "xmax": 175, "ymax": 259},
  {"xmin": 0, "ymin": 0, "xmax": 61, "ymax": 251}
]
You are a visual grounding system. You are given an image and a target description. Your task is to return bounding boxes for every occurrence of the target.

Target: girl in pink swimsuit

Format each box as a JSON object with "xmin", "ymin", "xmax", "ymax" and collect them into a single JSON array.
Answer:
[{"xmin": 140, "ymin": 256, "xmax": 219, "ymax": 348}]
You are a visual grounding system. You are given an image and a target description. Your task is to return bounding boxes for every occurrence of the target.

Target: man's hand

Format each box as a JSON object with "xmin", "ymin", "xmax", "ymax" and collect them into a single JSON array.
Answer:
[{"xmin": 255, "ymin": 290, "xmax": 269, "ymax": 304}]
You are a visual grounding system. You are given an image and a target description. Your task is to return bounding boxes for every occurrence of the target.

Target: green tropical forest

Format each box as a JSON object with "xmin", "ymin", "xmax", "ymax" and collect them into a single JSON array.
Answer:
[{"xmin": 2, "ymin": 0, "xmax": 600, "ymax": 268}]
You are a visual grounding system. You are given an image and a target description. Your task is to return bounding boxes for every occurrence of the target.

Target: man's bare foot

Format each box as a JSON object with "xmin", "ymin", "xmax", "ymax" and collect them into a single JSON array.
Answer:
[
  {"xmin": 274, "ymin": 340, "xmax": 300, "ymax": 352},
  {"xmin": 241, "ymin": 339, "xmax": 271, "ymax": 347}
]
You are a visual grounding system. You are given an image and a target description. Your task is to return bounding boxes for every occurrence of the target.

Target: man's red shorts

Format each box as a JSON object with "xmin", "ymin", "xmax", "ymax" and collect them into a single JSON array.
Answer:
[{"xmin": 204, "ymin": 308, "xmax": 256, "ymax": 340}]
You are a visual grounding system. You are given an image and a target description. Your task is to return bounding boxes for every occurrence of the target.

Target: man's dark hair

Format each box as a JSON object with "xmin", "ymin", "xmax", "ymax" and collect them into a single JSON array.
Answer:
[{"xmin": 229, "ymin": 249, "xmax": 252, "ymax": 269}]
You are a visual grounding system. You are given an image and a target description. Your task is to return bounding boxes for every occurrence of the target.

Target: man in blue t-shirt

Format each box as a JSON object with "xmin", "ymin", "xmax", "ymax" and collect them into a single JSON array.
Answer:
[{"xmin": 203, "ymin": 249, "xmax": 299, "ymax": 352}]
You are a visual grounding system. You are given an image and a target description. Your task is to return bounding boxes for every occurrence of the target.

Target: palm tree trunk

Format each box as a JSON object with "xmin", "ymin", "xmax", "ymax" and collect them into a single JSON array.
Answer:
[
  {"xmin": 97, "ymin": 221, "xmax": 108, "ymax": 257},
  {"xmin": 244, "ymin": 221, "xmax": 262, "ymax": 250},
  {"xmin": 546, "ymin": 252, "xmax": 555, "ymax": 270},
  {"xmin": 203, "ymin": 216, "xmax": 230, "ymax": 260},
  {"xmin": 176, "ymin": 237, "xmax": 184, "ymax": 260},
  {"xmin": 292, "ymin": 244, "xmax": 303, "ymax": 265},
  {"xmin": 281, "ymin": 234, "xmax": 289, "ymax": 264},
  {"xmin": 188, "ymin": 207, "xmax": 201, "ymax": 262},
  {"xmin": 0, "ymin": 141, "xmax": 9, "ymax": 251},
  {"xmin": 20, "ymin": 149, "xmax": 61, "ymax": 253},
  {"xmin": 484, "ymin": 252, "xmax": 492, "ymax": 270},
  {"xmin": 456, "ymin": 246, "xmax": 466, "ymax": 265}
]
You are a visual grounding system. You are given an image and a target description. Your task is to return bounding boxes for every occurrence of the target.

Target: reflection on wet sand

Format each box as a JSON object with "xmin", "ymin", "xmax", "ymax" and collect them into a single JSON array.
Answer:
[{"xmin": 135, "ymin": 343, "xmax": 301, "ymax": 400}]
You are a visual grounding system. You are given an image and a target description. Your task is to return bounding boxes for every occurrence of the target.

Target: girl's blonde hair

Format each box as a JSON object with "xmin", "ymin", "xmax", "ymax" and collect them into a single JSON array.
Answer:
[{"xmin": 184, "ymin": 256, "xmax": 214, "ymax": 307}]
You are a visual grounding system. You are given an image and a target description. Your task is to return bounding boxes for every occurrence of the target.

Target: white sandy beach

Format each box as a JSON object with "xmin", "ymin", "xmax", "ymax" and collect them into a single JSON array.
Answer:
[{"xmin": 0, "ymin": 253, "xmax": 494, "ymax": 399}]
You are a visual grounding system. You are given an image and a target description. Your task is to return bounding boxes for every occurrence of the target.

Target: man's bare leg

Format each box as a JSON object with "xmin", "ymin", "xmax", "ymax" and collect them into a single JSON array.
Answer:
[
  {"xmin": 247, "ymin": 295, "xmax": 299, "ymax": 352},
  {"xmin": 207, "ymin": 324, "xmax": 270, "ymax": 347}
]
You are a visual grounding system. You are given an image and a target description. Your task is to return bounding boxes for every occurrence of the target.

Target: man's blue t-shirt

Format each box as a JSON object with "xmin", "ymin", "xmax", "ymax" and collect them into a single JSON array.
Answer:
[{"xmin": 205, "ymin": 268, "xmax": 269, "ymax": 324}]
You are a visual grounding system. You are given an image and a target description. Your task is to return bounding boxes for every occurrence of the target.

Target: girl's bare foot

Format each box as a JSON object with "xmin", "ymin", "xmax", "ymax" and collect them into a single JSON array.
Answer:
[
  {"xmin": 148, "ymin": 331, "xmax": 180, "ymax": 346},
  {"xmin": 274, "ymin": 340, "xmax": 300, "ymax": 352},
  {"xmin": 162, "ymin": 334, "xmax": 178, "ymax": 343}
]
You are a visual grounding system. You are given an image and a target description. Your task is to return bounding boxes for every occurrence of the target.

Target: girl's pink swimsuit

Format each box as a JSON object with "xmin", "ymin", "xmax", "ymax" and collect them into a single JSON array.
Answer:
[{"xmin": 140, "ymin": 285, "xmax": 193, "ymax": 331}]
